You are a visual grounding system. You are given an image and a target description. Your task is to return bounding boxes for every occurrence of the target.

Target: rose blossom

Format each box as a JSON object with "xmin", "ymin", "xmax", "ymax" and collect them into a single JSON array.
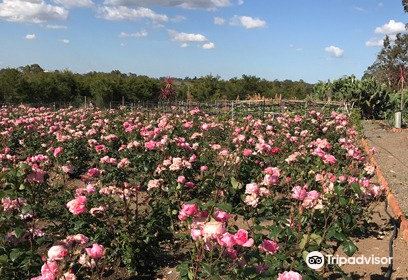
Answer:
[
  {"xmin": 234, "ymin": 229, "xmax": 254, "ymax": 247},
  {"xmin": 258, "ymin": 239, "xmax": 279, "ymax": 255},
  {"xmin": 85, "ymin": 243, "xmax": 105, "ymax": 259},
  {"xmin": 292, "ymin": 185, "xmax": 307, "ymax": 201},
  {"xmin": 277, "ymin": 271, "xmax": 302, "ymax": 280},
  {"xmin": 53, "ymin": 147, "xmax": 63, "ymax": 157},
  {"xmin": 202, "ymin": 221, "xmax": 226, "ymax": 240},
  {"xmin": 66, "ymin": 196, "xmax": 87, "ymax": 215},
  {"xmin": 47, "ymin": 245, "xmax": 68, "ymax": 261}
]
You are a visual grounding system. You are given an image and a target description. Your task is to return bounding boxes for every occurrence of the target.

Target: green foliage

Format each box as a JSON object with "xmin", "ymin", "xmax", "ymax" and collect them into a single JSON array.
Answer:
[
  {"xmin": 0, "ymin": 65, "xmax": 313, "ymax": 106},
  {"xmin": 311, "ymin": 76, "xmax": 394, "ymax": 119}
]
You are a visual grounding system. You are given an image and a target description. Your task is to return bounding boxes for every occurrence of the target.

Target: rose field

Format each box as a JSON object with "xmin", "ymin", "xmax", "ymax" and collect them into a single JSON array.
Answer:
[{"xmin": 0, "ymin": 105, "xmax": 385, "ymax": 280}]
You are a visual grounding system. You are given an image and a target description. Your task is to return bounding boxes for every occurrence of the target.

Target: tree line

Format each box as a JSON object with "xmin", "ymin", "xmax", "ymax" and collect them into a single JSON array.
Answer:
[{"xmin": 0, "ymin": 65, "xmax": 313, "ymax": 106}]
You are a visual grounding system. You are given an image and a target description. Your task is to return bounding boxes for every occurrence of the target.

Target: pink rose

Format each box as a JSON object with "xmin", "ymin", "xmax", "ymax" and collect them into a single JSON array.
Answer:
[
  {"xmin": 53, "ymin": 147, "xmax": 63, "ymax": 158},
  {"xmin": 245, "ymin": 183, "xmax": 259, "ymax": 195},
  {"xmin": 202, "ymin": 221, "xmax": 226, "ymax": 240},
  {"xmin": 292, "ymin": 186, "xmax": 307, "ymax": 201},
  {"xmin": 85, "ymin": 243, "xmax": 105, "ymax": 259},
  {"xmin": 200, "ymin": 165, "xmax": 208, "ymax": 172},
  {"xmin": 218, "ymin": 232, "xmax": 236, "ymax": 248},
  {"xmin": 258, "ymin": 239, "xmax": 279, "ymax": 255},
  {"xmin": 277, "ymin": 271, "xmax": 302, "ymax": 280},
  {"xmin": 234, "ymin": 229, "xmax": 254, "ymax": 247},
  {"xmin": 66, "ymin": 196, "xmax": 87, "ymax": 215},
  {"xmin": 144, "ymin": 140, "xmax": 156, "ymax": 150},
  {"xmin": 178, "ymin": 203, "xmax": 198, "ymax": 221},
  {"xmin": 190, "ymin": 228, "xmax": 202, "ymax": 240},
  {"xmin": 213, "ymin": 209, "xmax": 230, "ymax": 222},
  {"xmin": 302, "ymin": 191, "xmax": 320, "ymax": 209},
  {"xmin": 242, "ymin": 149, "xmax": 253, "ymax": 157},
  {"xmin": 47, "ymin": 245, "xmax": 68, "ymax": 261},
  {"xmin": 87, "ymin": 168, "xmax": 100, "ymax": 178},
  {"xmin": 177, "ymin": 176, "xmax": 186, "ymax": 184}
]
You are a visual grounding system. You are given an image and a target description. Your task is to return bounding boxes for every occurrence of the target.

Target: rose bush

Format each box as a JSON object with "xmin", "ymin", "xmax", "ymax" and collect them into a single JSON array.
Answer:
[{"xmin": 0, "ymin": 105, "xmax": 383, "ymax": 279}]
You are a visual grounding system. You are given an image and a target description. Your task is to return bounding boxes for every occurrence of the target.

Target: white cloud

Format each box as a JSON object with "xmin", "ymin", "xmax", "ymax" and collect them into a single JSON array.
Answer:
[
  {"xmin": 237, "ymin": 0, "xmax": 243, "ymax": 5},
  {"xmin": 169, "ymin": 30, "xmax": 208, "ymax": 42},
  {"xmin": 0, "ymin": 0, "xmax": 68, "ymax": 23},
  {"xmin": 46, "ymin": 24, "xmax": 67, "ymax": 29},
  {"xmin": 102, "ymin": 0, "xmax": 231, "ymax": 10},
  {"xmin": 97, "ymin": 6, "xmax": 168, "ymax": 23},
  {"xmin": 25, "ymin": 33, "xmax": 36, "ymax": 40},
  {"xmin": 119, "ymin": 29, "xmax": 148, "ymax": 38},
  {"xmin": 53, "ymin": 0, "xmax": 93, "ymax": 8},
  {"xmin": 60, "ymin": 38, "xmax": 69, "ymax": 43},
  {"xmin": 170, "ymin": 15, "xmax": 185, "ymax": 22},
  {"xmin": 180, "ymin": 43, "xmax": 188, "ymax": 47},
  {"xmin": 202, "ymin": 42, "xmax": 215, "ymax": 49},
  {"xmin": 365, "ymin": 38, "xmax": 383, "ymax": 47},
  {"xmin": 230, "ymin": 15, "xmax": 266, "ymax": 29},
  {"xmin": 353, "ymin": 6, "xmax": 366, "ymax": 12},
  {"xmin": 375, "ymin": 20, "xmax": 407, "ymax": 35},
  {"xmin": 325, "ymin": 45, "xmax": 344, "ymax": 58},
  {"xmin": 214, "ymin": 16, "xmax": 225, "ymax": 25}
]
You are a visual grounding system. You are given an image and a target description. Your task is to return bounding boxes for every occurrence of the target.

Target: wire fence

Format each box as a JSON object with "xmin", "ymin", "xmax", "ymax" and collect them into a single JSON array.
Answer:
[{"xmin": 1, "ymin": 99, "xmax": 348, "ymax": 117}]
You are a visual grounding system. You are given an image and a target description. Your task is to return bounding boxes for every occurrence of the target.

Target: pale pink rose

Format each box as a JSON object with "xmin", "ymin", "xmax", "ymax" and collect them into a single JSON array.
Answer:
[
  {"xmin": 200, "ymin": 165, "xmax": 208, "ymax": 172},
  {"xmin": 292, "ymin": 186, "xmax": 307, "ymax": 201},
  {"xmin": 218, "ymin": 232, "xmax": 236, "ymax": 248},
  {"xmin": 323, "ymin": 154, "xmax": 337, "ymax": 165},
  {"xmin": 66, "ymin": 196, "xmax": 87, "ymax": 215},
  {"xmin": 117, "ymin": 158, "xmax": 130, "ymax": 169},
  {"xmin": 244, "ymin": 193, "xmax": 259, "ymax": 208},
  {"xmin": 213, "ymin": 209, "xmax": 230, "ymax": 222},
  {"xmin": 242, "ymin": 149, "xmax": 253, "ymax": 157},
  {"xmin": 78, "ymin": 254, "xmax": 95, "ymax": 268},
  {"xmin": 178, "ymin": 203, "xmax": 198, "ymax": 221},
  {"xmin": 190, "ymin": 228, "xmax": 202, "ymax": 240},
  {"xmin": 1, "ymin": 197, "xmax": 26, "ymax": 212},
  {"xmin": 61, "ymin": 165, "xmax": 73, "ymax": 174},
  {"xmin": 32, "ymin": 261, "xmax": 60, "ymax": 280},
  {"xmin": 144, "ymin": 140, "xmax": 156, "ymax": 150},
  {"xmin": 47, "ymin": 245, "xmax": 68, "ymax": 261},
  {"xmin": 302, "ymin": 191, "xmax": 320, "ymax": 209},
  {"xmin": 147, "ymin": 179, "xmax": 163, "ymax": 191},
  {"xmin": 177, "ymin": 176, "xmax": 186, "ymax": 184},
  {"xmin": 277, "ymin": 271, "xmax": 302, "ymax": 280},
  {"xmin": 85, "ymin": 243, "xmax": 105, "ymax": 259},
  {"xmin": 258, "ymin": 239, "xmax": 279, "ymax": 255},
  {"xmin": 259, "ymin": 187, "xmax": 271, "ymax": 197},
  {"xmin": 234, "ymin": 229, "xmax": 254, "ymax": 247},
  {"xmin": 90, "ymin": 206, "xmax": 106, "ymax": 216},
  {"xmin": 202, "ymin": 221, "xmax": 226, "ymax": 240},
  {"xmin": 245, "ymin": 183, "xmax": 259, "ymax": 195},
  {"xmin": 64, "ymin": 234, "xmax": 89, "ymax": 245},
  {"xmin": 53, "ymin": 147, "xmax": 63, "ymax": 157}
]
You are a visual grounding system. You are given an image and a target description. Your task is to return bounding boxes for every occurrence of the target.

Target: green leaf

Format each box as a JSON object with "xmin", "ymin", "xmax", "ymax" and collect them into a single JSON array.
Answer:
[
  {"xmin": 9, "ymin": 249, "xmax": 23, "ymax": 262},
  {"xmin": 0, "ymin": 255, "xmax": 8, "ymax": 264},
  {"xmin": 342, "ymin": 240, "xmax": 358, "ymax": 257},
  {"xmin": 230, "ymin": 177, "xmax": 242, "ymax": 190},
  {"xmin": 299, "ymin": 233, "xmax": 322, "ymax": 250}
]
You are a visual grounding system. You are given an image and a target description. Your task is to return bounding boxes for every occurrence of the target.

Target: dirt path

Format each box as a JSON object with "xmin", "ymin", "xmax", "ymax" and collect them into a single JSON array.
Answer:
[{"xmin": 363, "ymin": 120, "xmax": 408, "ymax": 216}]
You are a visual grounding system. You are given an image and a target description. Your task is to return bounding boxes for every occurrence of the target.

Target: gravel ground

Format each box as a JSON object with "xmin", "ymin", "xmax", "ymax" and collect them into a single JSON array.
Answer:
[{"xmin": 363, "ymin": 120, "xmax": 408, "ymax": 216}]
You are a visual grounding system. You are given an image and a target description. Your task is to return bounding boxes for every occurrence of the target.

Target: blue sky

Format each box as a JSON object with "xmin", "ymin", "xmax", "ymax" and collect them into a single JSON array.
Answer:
[{"xmin": 0, "ymin": 0, "xmax": 407, "ymax": 82}]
